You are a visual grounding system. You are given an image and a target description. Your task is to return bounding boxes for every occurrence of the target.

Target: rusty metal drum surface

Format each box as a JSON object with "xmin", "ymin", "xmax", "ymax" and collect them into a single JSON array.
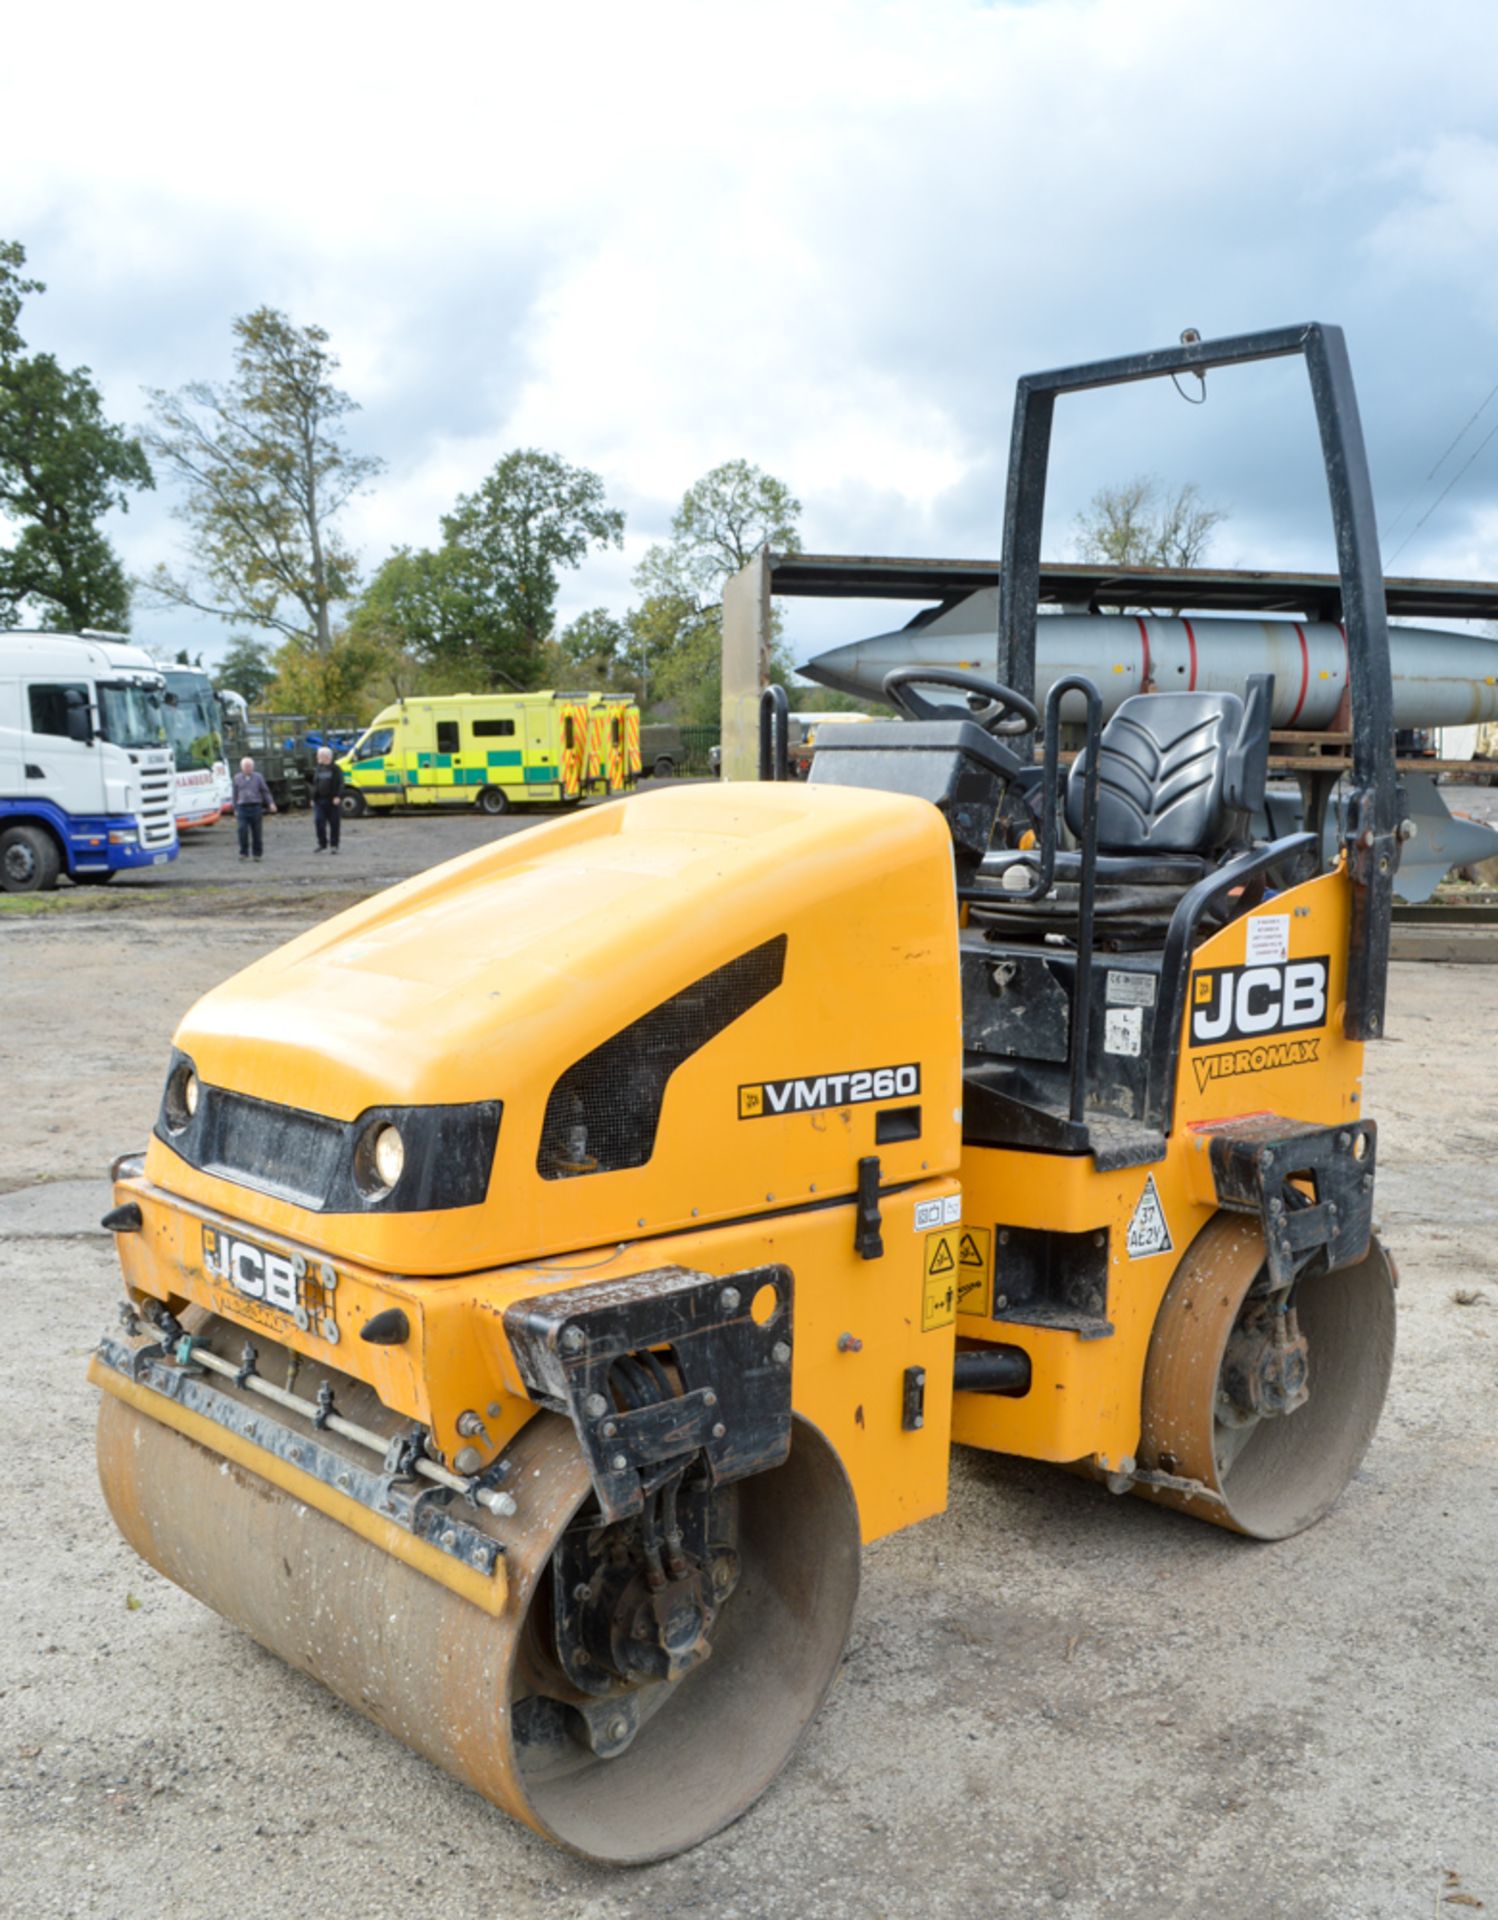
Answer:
[
  {"xmin": 1135, "ymin": 1213, "xmax": 1397, "ymax": 1540},
  {"xmin": 97, "ymin": 1382, "xmax": 860, "ymax": 1862}
]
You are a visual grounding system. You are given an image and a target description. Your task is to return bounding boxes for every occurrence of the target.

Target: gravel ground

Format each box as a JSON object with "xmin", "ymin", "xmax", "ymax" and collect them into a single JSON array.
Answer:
[{"xmin": 2, "ymin": 804, "xmax": 1495, "ymax": 1920}]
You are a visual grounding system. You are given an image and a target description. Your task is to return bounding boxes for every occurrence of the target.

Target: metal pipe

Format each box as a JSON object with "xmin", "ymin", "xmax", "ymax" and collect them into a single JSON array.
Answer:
[
  {"xmin": 1059, "ymin": 678, "xmax": 1103, "ymax": 1123},
  {"xmin": 186, "ymin": 1341, "xmax": 516, "ymax": 1515},
  {"xmin": 953, "ymin": 1346, "xmax": 1032, "ymax": 1395}
]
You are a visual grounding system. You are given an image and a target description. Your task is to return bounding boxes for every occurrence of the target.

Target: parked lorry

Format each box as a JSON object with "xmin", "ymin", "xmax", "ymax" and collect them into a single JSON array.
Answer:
[
  {"xmin": 340, "ymin": 692, "xmax": 596, "ymax": 816},
  {"xmin": 0, "ymin": 631, "xmax": 179, "ymax": 891}
]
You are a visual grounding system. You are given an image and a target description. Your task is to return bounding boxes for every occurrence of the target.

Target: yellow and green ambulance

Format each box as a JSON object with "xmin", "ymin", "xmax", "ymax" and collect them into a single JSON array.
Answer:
[
  {"xmin": 575, "ymin": 693, "xmax": 642, "ymax": 796},
  {"xmin": 339, "ymin": 693, "xmax": 592, "ymax": 816}
]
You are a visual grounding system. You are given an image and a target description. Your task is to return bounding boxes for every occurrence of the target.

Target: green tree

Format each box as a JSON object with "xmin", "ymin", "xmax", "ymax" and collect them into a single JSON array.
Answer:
[
  {"xmin": 269, "ymin": 628, "xmax": 385, "ymax": 717},
  {"xmin": 636, "ymin": 459, "xmax": 801, "ymax": 604},
  {"xmin": 216, "ymin": 634, "xmax": 277, "ymax": 704},
  {"xmin": 347, "ymin": 543, "xmax": 508, "ymax": 681},
  {"xmin": 623, "ymin": 591, "xmax": 714, "ymax": 714},
  {"xmin": 540, "ymin": 606, "xmax": 629, "ymax": 690},
  {"xmin": 440, "ymin": 450, "xmax": 625, "ymax": 687},
  {"xmin": 351, "ymin": 454, "xmax": 625, "ymax": 691},
  {"xmin": 0, "ymin": 239, "xmax": 154, "ymax": 630},
  {"xmin": 631, "ymin": 461, "xmax": 801, "ymax": 718},
  {"xmin": 1073, "ymin": 476, "xmax": 1227, "ymax": 569},
  {"xmin": 639, "ymin": 592, "xmax": 798, "ymax": 725},
  {"xmin": 143, "ymin": 308, "xmax": 382, "ymax": 650}
]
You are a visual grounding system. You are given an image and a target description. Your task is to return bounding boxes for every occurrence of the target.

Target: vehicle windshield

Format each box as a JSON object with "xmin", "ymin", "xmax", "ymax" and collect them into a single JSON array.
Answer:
[
  {"xmin": 161, "ymin": 673, "xmax": 225, "ymax": 771},
  {"xmin": 97, "ymin": 681, "xmax": 168, "ymax": 749},
  {"xmin": 352, "ymin": 726, "xmax": 395, "ymax": 758}
]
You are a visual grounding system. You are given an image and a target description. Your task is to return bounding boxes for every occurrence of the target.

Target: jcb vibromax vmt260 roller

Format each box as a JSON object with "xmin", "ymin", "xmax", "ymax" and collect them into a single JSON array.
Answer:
[{"xmin": 94, "ymin": 324, "xmax": 1400, "ymax": 1862}]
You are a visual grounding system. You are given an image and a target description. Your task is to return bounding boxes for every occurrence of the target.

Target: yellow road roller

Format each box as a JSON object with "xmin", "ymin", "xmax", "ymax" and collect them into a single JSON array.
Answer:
[{"xmin": 93, "ymin": 323, "xmax": 1400, "ymax": 1861}]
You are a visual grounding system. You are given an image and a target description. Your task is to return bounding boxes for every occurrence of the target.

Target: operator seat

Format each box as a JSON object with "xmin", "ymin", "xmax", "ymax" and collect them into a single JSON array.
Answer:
[
  {"xmin": 1067, "ymin": 678, "xmax": 1273, "ymax": 866},
  {"xmin": 968, "ymin": 676, "xmax": 1275, "ymax": 941}
]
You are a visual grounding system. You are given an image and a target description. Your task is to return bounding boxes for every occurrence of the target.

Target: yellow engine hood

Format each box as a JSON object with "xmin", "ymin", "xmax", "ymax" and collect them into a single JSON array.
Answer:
[{"xmin": 148, "ymin": 782, "xmax": 964, "ymax": 1272}]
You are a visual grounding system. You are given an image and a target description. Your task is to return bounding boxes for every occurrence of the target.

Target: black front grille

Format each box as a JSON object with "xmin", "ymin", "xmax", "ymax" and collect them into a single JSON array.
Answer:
[
  {"xmin": 154, "ymin": 1053, "xmax": 501, "ymax": 1213},
  {"xmin": 538, "ymin": 936, "xmax": 787, "ymax": 1179},
  {"xmin": 204, "ymin": 1091, "xmax": 345, "ymax": 1208}
]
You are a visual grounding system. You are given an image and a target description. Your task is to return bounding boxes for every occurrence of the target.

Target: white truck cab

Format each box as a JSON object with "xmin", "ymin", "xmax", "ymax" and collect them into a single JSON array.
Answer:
[{"xmin": 0, "ymin": 632, "xmax": 180, "ymax": 891}]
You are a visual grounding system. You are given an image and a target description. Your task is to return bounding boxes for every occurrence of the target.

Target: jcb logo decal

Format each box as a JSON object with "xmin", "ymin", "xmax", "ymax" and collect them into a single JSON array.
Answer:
[
  {"xmin": 1189, "ymin": 957, "xmax": 1328, "ymax": 1048},
  {"xmin": 203, "ymin": 1225, "xmax": 300, "ymax": 1314},
  {"xmin": 739, "ymin": 1063, "xmax": 920, "ymax": 1119}
]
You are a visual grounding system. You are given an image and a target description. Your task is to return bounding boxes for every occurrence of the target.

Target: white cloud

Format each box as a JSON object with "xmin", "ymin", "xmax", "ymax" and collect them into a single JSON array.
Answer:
[{"xmin": 7, "ymin": 0, "xmax": 1498, "ymax": 664}]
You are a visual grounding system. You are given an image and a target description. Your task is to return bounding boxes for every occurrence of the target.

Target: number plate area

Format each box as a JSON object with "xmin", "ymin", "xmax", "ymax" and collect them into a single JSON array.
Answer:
[{"xmin": 200, "ymin": 1223, "xmax": 342, "ymax": 1344}]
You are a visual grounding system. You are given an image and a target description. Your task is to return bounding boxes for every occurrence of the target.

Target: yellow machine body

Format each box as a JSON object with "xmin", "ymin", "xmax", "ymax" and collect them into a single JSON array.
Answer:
[
  {"xmin": 91, "ymin": 319, "xmax": 1402, "ymax": 1863},
  {"xmin": 92, "ymin": 774, "xmax": 1397, "ymax": 1862},
  {"xmin": 102, "ymin": 787, "xmax": 1370, "ymax": 1519},
  {"xmin": 104, "ymin": 783, "xmax": 966, "ymax": 1549},
  {"xmin": 952, "ymin": 863, "xmax": 1365, "ymax": 1471}
]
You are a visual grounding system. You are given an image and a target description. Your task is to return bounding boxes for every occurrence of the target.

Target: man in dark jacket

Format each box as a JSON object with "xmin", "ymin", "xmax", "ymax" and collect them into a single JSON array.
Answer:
[
  {"xmin": 310, "ymin": 747, "xmax": 345, "ymax": 853},
  {"xmin": 232, "ymin": 758, "xmax": 277, "ymax": 860}
]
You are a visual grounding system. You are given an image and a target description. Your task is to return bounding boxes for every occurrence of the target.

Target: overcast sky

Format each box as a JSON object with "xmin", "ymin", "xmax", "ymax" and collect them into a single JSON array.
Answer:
[{"xmin": 6, "ymin": 0, "xmax": 1498, "ymax": 667}]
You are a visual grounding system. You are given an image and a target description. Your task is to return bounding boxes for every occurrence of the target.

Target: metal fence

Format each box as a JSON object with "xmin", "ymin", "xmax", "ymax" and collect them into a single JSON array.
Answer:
[{"xmin": 677, "ymin": 726, "xmax": 720, "ymax": 775}]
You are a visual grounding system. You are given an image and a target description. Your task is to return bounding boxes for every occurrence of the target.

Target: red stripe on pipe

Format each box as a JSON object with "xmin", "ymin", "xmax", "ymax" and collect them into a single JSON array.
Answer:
[
  {"xmin": 1290, "ymin": 622, "xmax": 1310, "ymax": 724},
  {"xmin": 1183, "ymin": 617, "xmax": 1199, "ymax": 690},
  {"xmin": 1136, "ymin": 615, "xmax": 1151, "ymax": 688}
]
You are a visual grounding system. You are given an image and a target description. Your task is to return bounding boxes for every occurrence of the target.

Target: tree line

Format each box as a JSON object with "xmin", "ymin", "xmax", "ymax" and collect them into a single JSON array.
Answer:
[{"xmin": 1, "ymin": 238, "xmax": 1227, "ymax": 722}]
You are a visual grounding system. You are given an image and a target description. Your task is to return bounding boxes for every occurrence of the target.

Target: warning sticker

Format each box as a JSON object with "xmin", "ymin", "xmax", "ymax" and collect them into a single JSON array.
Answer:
[
  {"xmin": 1126, "ymin": 1174, "xmax": 1174, "ymax": 1260},
  {"xmin": 913, "ymin": 1194, "xmax": 963, "ymax": 1233},
  {"xmin": 1104, "ymin": 1006, "xmax": 1143, "ymax": 1056},
  {"xmin": 1244, "ymin": 913, "xmax": 1290, "ymax": 966},
  {"xmin": 955, "ymin": 1225, "xmax": 993, "ymax": 1317},
  {"xmin": 922, "ymin": 1230, "xmax": 958, "ymax": 1330}
]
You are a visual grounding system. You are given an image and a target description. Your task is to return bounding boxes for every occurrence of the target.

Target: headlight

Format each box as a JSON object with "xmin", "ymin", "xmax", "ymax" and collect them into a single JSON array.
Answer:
[
  {"xmin": 355, "ymin": 1121, "xmax": 405, "ymax": 1197},
  {"xmin": 374, "ymin": 1124, "xmax": 404, "ymax": 1187},
  {"xmin": 164, "ymin": 1060, "xmax": 200, "ymax": 1133}
]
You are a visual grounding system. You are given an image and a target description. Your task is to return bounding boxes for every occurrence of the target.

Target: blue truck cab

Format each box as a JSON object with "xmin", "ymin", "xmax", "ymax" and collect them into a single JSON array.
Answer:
[{"xmin": 0, "ymin": 632, "xmax": 180, "ymax": 891}]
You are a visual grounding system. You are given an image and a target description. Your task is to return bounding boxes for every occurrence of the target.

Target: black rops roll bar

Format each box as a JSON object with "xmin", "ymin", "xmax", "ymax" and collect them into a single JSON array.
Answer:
[
  {"xmin": 759, "ymin": 683, "xmax": 791, "ymax": 782},
  {"xmin": 995, "ymin": 322, "xmax": 1399, "ymax": 1042}
]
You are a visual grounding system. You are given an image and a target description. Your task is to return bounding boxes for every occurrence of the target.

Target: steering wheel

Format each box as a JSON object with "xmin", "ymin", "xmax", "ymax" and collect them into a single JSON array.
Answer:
[{"xmin": 882, "ymin": 667, "xmax": 1039, "ymax": 737}]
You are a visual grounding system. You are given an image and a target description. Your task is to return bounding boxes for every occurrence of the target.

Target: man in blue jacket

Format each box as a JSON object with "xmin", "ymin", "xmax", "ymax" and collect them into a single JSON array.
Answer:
[{"xmin": 232, "ymin": 758, "xmax": 277, "ymax": 860}]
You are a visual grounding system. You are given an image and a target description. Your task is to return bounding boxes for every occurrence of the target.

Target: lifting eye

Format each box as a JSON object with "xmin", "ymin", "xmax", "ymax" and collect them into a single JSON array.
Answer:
[{"xmin": 750, "ymin": 1282, "xmax": 780, "ymax": 1327}]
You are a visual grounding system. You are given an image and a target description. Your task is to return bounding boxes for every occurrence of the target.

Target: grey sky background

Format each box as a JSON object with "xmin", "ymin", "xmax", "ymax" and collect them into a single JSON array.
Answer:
[{"xmin": 6, "ymin": 0, "xmax": 1498, "ymax": 667}]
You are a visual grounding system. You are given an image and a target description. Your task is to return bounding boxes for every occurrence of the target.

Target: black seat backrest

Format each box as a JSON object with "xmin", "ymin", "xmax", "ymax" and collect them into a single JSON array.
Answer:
[
  {"xmin": 1065, "ymin": 677, "xmax": 1272, "ymax": 856},
  {"xmin": 810, "ymin": 718, "xmax": 1014, "ymax": 875}
]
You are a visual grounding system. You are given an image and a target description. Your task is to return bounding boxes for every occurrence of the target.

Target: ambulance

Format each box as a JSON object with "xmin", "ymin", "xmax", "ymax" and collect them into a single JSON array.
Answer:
[
  {"xmin": 578, "ymin": 693, "xmax": 641, "ymax": 795},
  {"xmin": 340, "ymin": 692, "xmax": 592, "ymax": 816}
]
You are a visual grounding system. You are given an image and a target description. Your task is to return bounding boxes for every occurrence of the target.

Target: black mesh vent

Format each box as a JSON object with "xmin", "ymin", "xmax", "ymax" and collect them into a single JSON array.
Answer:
[{"xmin": 538, "ymin": 935, "xmax": 787, "ymax": 1179}]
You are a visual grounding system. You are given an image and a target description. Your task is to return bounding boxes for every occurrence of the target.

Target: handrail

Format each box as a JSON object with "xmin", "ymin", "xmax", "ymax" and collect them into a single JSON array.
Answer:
[
  {"xmin": 1061, "ymin": 682, "xmax": 1103, "ymax": 1123},
  {"xmin": 758, "ymin": 684, "xmax": 790, "ymax": 782}
]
